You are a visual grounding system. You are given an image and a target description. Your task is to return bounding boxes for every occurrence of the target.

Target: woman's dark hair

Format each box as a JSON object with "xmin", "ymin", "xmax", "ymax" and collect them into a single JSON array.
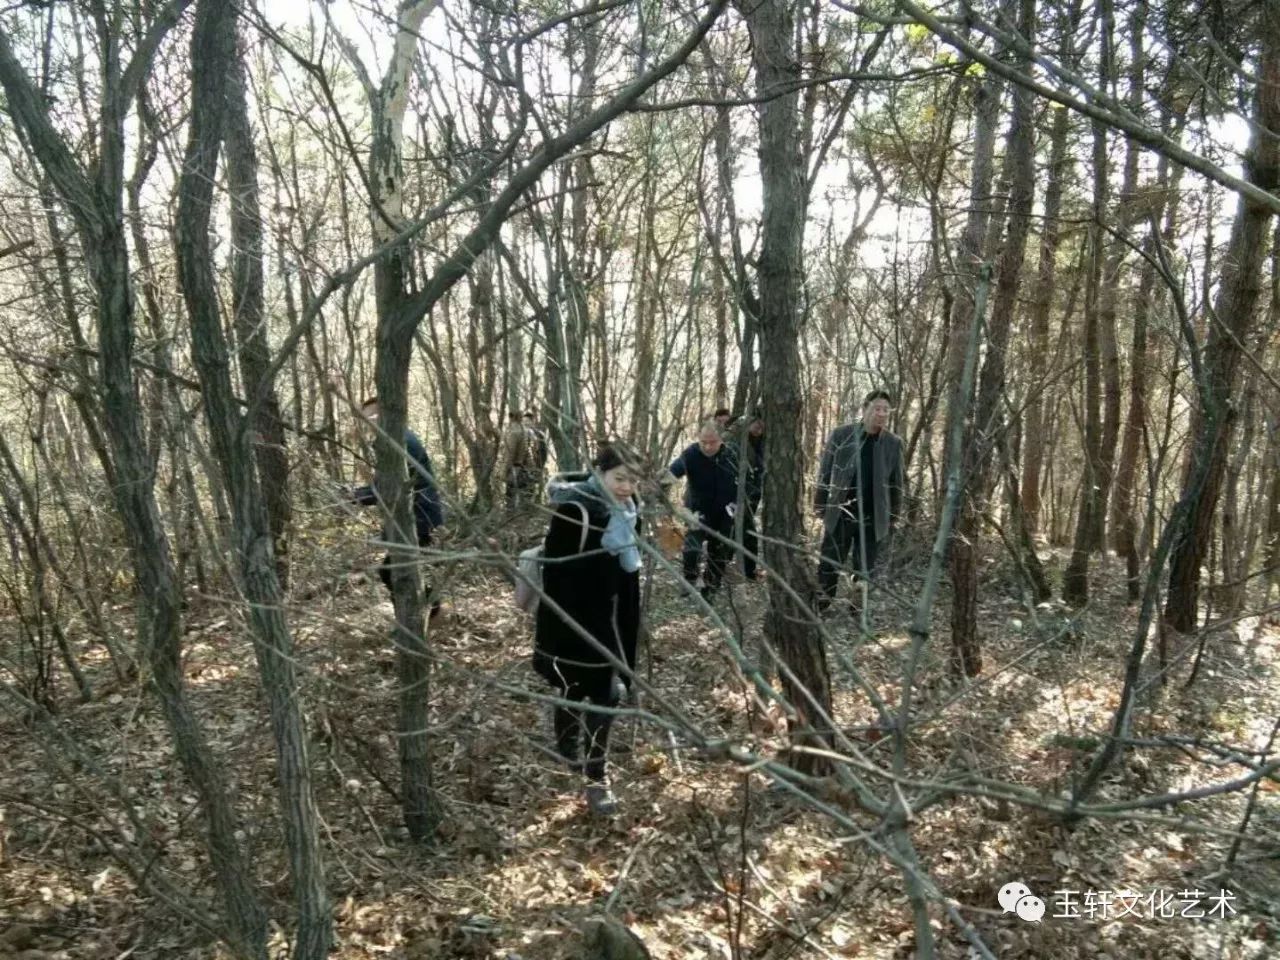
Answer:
[
  {"xmin": 863, "ymin": 389, "xmax": 893, "ymax": 408},
  {"xmin": 593, "ymin": 443, "xmax": 637, "ymax": 474}
]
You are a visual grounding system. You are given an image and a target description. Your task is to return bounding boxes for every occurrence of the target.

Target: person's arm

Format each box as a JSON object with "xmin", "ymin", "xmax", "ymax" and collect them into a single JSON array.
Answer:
[
  {"xmin": 541, "ymin": 502, "xmax": 612, "ymax": 640},
  {"xmin": 543, "ymin": 501, "xmax": 592, "ymax": 561},
  {"xmin": 668, "ymin": 449, "xmax": 688, "ymax": 479}
]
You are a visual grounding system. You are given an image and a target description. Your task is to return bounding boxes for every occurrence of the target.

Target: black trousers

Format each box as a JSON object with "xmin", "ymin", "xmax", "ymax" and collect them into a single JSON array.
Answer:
[
  {"xmin": 817, "ymin": 511, "xmax": 878, "ymax": 604},
  {"xmin": 552, "ymin": 673, "xmax": 625, "ymax": 782},
  {"xmin": 377, "ymin": 521, "xmax": 440, "ymax": 612},
  {"xmin": 682, "ymin": 515, "xmax": 734, "ymax": 593}
]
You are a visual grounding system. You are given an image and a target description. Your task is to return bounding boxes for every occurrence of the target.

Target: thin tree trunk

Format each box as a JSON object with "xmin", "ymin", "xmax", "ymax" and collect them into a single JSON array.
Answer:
[
  {"xmin": 738, "ymin": 0, "xmax": 834, "ymax": 776},
  {"xmin": 226, "ymin": 42, "xmax": 292, "ymax": 589},
  {"xmin": 940, "ymin": 26, "xmax": 1004, "ymax": 676},
  {"xmin": 1093, "ymin": 0, "xmax": 1128, "ymax": 552},
  {"xmin": 949, "ymin": 0, "xmax": 1036, "ymax": 676},
  {"xmin": 1112, "ymin": 147, "xmax": 1184, "ymax": 600},
  {"xmin": 1164, "ymin": 1, "xmax": 1280, "ymax": 635},
  {"xmin": 176, "ymin": 3, "xmax": 331, "ymax": 954},
  {"xmin": 349, "ymin": 0, "xmax": 446, "ymax": 840},
  {"xmin": 1062, "ymin": 108, "xmax": 1110, "ymax": 606}
]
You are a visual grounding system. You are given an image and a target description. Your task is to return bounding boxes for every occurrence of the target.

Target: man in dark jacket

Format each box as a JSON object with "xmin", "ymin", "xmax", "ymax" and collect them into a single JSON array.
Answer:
[
  {"xmin": 350, "ymin": 397, "xmax": 445, "ymax": 614},
  {"xmin": 813, "ymin": 390, "xmax": 904, "ymax": 611},
  {"xmin": 669, "ymin": 421, "xmax": 739, "ymax": 599}
]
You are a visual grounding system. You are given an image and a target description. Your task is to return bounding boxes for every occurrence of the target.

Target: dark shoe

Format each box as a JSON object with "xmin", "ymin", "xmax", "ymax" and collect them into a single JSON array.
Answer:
[{"xmin": 585, "ymin": 783, "xmax": 618, "ymax": 816}]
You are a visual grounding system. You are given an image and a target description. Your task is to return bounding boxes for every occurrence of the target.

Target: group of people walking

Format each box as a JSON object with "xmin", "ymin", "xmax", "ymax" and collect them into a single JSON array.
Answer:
[
  {"xmin": 529, "ymin": 390, "xmax": 903, "ymax": 815},
  {"xmin": 346, "ymin": 390, "xmax": 904, "ymax": 816}
]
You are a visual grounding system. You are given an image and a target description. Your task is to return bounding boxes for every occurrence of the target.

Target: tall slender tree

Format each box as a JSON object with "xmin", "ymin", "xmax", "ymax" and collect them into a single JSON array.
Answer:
[
  {"xmin": 1164, "ymin": 0, "xmax": 1280, "ymax": 635},
  {"xmin": 175, "ymin": 0, "xmax": 330, "ymax": 953},
  {"xmin": 737, "ymin": 0, "xmax": 832, "ymax": 768}
]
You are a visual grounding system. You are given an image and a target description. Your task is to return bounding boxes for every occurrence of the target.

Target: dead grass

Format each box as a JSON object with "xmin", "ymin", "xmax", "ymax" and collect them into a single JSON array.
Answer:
[{"xmin": 0, "ymin": 524, "xmax": 1277, "ymax": 959}]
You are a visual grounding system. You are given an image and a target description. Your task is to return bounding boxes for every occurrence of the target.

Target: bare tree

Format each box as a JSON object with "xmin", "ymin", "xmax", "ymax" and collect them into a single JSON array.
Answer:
[
  {"xmin": 1164, "ymin": 0, "xmax": 1280, "ymax": 636},
  {"xmin": 175, "ymin": 0, "xmax": 330, "ymax": 953},
  {"xmin": 0, "ymin": 8, "xmax": 271, "ymax": 957}
]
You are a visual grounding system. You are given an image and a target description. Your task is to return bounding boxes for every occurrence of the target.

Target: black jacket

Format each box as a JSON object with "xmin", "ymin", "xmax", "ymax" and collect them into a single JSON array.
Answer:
[
  {"xmin": 814, "ymin": 423, "xmax": 903, "ymax": 545},
  {"xmin": 532, "ymin": 480, "xmax": 641, "ymax": 703},
  {"xmin": 669, "ymin": 443, "xmax": 739, "ymax": 521},
  {"xmin": 352, "ymin": 429, "xmax": 445, "ymax": 538}
]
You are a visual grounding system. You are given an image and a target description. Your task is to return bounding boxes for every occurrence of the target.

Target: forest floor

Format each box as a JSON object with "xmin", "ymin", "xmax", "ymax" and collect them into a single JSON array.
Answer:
[{"xmin": 1, "ymin": 514, "xmax": 1278, "ymax": 960}]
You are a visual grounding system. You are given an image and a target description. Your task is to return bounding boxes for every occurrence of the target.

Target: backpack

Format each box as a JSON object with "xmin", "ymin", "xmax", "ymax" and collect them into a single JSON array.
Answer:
[{"xmin": 514, "ymin": 500, "xmax": 590, "ymax": 614}]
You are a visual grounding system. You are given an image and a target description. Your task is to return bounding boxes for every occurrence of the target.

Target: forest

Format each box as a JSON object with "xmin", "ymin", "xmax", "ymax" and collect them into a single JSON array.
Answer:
[{"xmin": 0, "ymin": 0, "xmax": 1277, "ymax": 957}]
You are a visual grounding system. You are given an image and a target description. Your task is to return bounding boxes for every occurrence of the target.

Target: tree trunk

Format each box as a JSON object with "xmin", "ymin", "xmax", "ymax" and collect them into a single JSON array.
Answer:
[
  {"xmin": 950, "ymin": 0, "xmax": 1037, "ymax": 672},
  {"xmin": 940, "ymin": 27, "xmax": 1004, "ymax": 676},
  {"xmin": 1062, "ymin": 109, "xmax": 1110, "ymax": 606},
  {"xmin": 1112, "ymin": 142, "xmax": 1183, "ymax": 600},
  {"xmin": 1018, "ymin": 100, "xmax": 1070, "ymax": 537},
  {"xmin": 176, "ymin": 3, "xmax": 331, "ymax": 954},
  {"xmin": 1218, "ymin": 372, "xmax": 1258, "ymax": 618},
  {"xmin": 1264, "ymin": 415, "xmax": 1280, "ymax": 610},
  {"xmin": 1090, "ymin": 0, "xmax": 1141, "ymax": 554},
  {"xmin": 364, "ymin": 0, "xmax": 445, "ymax": 841},
  {"xmin": 226, "ymin": 39, "xmax": 292, "ymax": 589},
  {"xmin": 739, "ymin": 0, "xmax": 833, "ymax": 772},
  {"xmin": 1164, "ymin": 2, "xmax": 1280, "ymax": 635}
]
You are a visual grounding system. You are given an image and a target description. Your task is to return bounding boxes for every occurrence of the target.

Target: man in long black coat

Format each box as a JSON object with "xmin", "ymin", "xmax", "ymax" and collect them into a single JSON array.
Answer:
[{"xmin": 813, "ymin": 390, "xmax": 904, "ymax": 611}]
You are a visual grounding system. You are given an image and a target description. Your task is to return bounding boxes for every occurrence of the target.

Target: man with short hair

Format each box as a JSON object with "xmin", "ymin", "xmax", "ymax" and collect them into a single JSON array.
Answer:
[
  {"xmin": 350, "ymin": 397, "xmax": 445, "ymax": 616},
  {"xmin": 813, "ymin": 390, "xmax": 904, "ymax": 612},
  {"xmin": 669, "ymin": 421, "xmax": 739, "ymax": 600}
]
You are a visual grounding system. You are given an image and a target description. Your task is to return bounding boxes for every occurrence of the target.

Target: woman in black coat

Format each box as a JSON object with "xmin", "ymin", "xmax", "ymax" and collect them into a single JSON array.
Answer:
[{"xmin": 533, "ymin": 445, "xmax": 641, "ymax": 815}]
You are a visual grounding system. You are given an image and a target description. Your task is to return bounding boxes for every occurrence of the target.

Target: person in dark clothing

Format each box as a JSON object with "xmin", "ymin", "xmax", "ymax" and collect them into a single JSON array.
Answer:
[
  {"xmin": 735, "ymin": 411, "xmax": 765, "ymax": 581},
  {"xmin": 813, "ymin": 390, "xmax": 904, "ymax": 612},
  {"xmin": 350, "ymin": 397, "xmax": 445, "ymax": 616},
  {"xmin": 532, "ymin": 445, "xmax": 642, "ymax": 816},
  {"xmin": 668, "ymin": 421, "xmax": 739, "ymax": 599}
]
